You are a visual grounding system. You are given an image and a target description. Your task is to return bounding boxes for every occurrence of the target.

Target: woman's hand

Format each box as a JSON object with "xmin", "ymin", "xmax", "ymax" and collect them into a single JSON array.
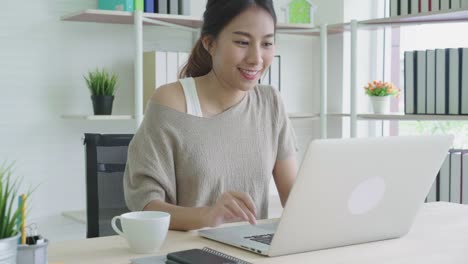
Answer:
[{"xmin": 205, "ymin": 191, "xmax": 257, "ymax": 227}]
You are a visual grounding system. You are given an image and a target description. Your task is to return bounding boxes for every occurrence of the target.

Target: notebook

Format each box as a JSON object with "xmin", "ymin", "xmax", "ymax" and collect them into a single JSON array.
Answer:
[
  {"xmin": 167, "ymin": 247, "xmax": 251, "ymax": 264},
  {"xmin": 130, "ymin": 247, "xmax": 251, "ymax": 264}
]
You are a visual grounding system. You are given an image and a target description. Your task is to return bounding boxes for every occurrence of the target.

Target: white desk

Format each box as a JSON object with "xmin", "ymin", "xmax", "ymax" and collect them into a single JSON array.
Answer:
[{"xmin": 49, "ymin": 202, "xmax": 468, "ymax": 264}]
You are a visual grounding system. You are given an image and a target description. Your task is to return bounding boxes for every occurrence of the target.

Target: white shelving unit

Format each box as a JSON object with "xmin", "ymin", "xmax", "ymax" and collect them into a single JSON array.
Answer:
[
  {"xmin": 319, "ymin": 8, "xmax": 468, "ymax": 137},
  {"xmin": 61, "ymin": 113, "xmax": 319, "ymax": 120},
  {"xmin": 61, "ymin": 8, "xmax": 468, "ymax": 137},
  {"xmin": 61, "ymin": 9, "xmax": 323, "ymax": 128},
  {"xmin": 358, "ymin": 114, "xmax": 468, "ymax": 121},
  {"xmin": 61, "ymin": 115, "xmax": 134, "ymax": 120}
]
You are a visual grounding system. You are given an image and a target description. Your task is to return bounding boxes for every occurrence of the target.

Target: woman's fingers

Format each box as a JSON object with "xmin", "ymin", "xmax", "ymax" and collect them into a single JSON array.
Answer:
[
  {"xmin": 224, "ymin": 199, "xmax": 250, "ymax": 222},
  {"xmin": 230, "ymin": 192, "xmax": 257, "ymax": 218},
  {"xmin": 234, "ymin": 197, "xmax": 257, "ymax": 225}
]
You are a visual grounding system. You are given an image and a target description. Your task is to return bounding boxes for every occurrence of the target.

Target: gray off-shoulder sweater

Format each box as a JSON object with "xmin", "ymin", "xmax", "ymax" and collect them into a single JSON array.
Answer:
[{"xmin": 123, "ymin": 85, "xmax": 297, "ymax": 219}]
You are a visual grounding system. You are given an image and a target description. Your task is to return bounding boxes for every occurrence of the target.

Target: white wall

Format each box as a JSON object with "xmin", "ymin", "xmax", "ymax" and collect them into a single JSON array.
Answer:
[{"xmin": 0, "ymin": 0, "xmax": 326, "ymax": 219}]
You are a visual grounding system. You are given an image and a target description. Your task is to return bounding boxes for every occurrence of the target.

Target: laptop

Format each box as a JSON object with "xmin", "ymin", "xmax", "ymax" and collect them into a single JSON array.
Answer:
[{"xmin": 198, "ymin": 135, "xmax": 453, "ymax": 257}]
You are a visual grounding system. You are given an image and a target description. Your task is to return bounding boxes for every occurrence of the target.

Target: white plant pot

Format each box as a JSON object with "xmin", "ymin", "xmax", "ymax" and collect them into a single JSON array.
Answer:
[
  {"xmin": 370, "ymin": 96, "xmax": 390, "ymax": 114},
  {"xmin": 0, "ymin": 234, "xmax": 20, "ymax": 264}
]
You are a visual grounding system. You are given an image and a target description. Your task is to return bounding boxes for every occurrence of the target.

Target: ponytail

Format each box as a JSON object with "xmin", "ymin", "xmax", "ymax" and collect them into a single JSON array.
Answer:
[{"xmin": 179, "ymin": 39, "xmax": 213, "ymax": 78}]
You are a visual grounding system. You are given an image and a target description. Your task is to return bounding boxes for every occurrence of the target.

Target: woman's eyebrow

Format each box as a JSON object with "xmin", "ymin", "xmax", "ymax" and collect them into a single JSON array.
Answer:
[{"xmin": 232, "ymin": 31, "xmax": 274, "ymax": 38}]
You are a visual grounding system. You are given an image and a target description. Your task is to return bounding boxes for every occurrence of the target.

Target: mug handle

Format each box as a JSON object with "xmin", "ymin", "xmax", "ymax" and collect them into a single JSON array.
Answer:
[{"xmin": 111, "ymin": 216, "xmax": 124, "ymax": 236}]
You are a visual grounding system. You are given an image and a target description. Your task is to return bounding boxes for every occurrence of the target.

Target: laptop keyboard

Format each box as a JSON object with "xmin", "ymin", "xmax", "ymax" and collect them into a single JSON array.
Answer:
[{"xmin": 244, "ymin": 233, "xmax": 274, "ymax": 245}]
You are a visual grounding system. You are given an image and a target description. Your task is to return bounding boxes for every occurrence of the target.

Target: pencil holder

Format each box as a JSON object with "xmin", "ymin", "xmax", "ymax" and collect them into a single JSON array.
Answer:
[{"xmin": 17, "ymin": 239, "xmax": 48, "ymax": 264}]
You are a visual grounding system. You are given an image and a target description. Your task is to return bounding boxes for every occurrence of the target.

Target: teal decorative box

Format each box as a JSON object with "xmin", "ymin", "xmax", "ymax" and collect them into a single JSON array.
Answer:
[{"xmin": 98, "ymin": 0, "xmax": 134, "ymax": 11}]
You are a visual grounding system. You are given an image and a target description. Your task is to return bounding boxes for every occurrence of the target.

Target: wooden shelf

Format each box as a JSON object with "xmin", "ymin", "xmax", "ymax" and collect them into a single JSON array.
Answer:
[
  {"xmin": 62, "ymin": 115, "xmax": 134, "ymax": 120},
  {"xmin": 287, "ymin": 113, "xmax": 351, "ymax": 119},
  {"xmin": 358, "ymin": 113, "xmax": 468, "ymax": 121},
  {"xmin": 64, "ymin": 113, "xmax": 322, "ymax": 120},
  {"xmin": 62, "ymin": 9, "xmax": 202, "ymax": 27},
  {"xmin": 362, "ymin": 8, "xmax": 468, "ymax": 27},
  {"xmin": 288, "ymin": 113, "xmax": 319, "ymax": 119},
  {"xmin": 61, "ymin": 9, "xmax": 318, "ymax": 34},
  {"xmin": 315, "ymin": 8, "xmax": 468, "ymax": 34},
  {"xmin": 328, "ymin": 113, "xmax": 351, "ymax": 117}
]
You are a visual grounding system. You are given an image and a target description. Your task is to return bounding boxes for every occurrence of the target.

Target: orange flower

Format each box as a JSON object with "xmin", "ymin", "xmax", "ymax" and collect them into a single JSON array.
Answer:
[{"xmin": 364, "ymin": 80, "xmax": 400, "ymax": 97}]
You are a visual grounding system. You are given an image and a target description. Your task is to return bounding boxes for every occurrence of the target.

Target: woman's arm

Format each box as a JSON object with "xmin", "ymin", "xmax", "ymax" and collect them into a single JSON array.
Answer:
[
  {"xmin": 144, "ymin": 200, "xmax": 209, "ymax": 231},
  {"xmin": 273, "ymin": 156, "xmax": 298, "ymax": 207},
  {"xmin": 144, "ymin": 191, "xmax": 258, "ymax": 231}
]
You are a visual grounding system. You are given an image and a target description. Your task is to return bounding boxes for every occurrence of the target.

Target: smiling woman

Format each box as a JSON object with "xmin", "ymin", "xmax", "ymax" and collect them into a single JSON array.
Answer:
[{"xmin": 123, "ymin": 0, "xmax": 299, "ymax": 231}]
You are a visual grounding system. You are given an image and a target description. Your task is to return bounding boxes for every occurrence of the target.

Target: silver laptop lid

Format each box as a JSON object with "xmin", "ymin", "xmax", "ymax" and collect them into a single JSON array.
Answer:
[{"xmin": 268, "ymin": 135, "xmax": 453, "ymax": 256}]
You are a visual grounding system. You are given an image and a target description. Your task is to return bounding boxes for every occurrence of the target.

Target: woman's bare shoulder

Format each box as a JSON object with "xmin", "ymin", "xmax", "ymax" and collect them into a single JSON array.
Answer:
[{"xmin": 150, "ymin": 81, "xmax": 186, "ymax": 113}]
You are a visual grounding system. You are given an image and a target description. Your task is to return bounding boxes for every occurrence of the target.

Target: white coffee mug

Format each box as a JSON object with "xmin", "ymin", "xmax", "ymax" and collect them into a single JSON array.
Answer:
[{"xmin": 111, "ymin": 211, "xmax": 170, "ymax": 253}]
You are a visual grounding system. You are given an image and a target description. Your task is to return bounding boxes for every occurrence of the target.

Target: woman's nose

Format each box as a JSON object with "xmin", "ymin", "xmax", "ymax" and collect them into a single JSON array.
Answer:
[{"xmin": 246, "ymin": 46, "xmax": 263, "ymax": 66}]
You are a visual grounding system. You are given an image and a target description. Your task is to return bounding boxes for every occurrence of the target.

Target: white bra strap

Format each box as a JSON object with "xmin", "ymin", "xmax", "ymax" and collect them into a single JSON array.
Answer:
[{"xmin": 179, "ymin": 78, "xmax": 203, "ymax": 117}]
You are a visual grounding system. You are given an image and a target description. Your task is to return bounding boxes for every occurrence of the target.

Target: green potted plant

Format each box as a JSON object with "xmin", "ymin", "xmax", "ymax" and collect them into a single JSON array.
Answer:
[
  {"xmin": 364, "ymin": 80, "xmax": 400, "ymax": 114},
  {"xmin": 84, "ymin": 68, "xmax": 118, "ymax": 115},
  {"xmin": 0, "ymin": 163, "xmax": 26, "ymax": 264}
]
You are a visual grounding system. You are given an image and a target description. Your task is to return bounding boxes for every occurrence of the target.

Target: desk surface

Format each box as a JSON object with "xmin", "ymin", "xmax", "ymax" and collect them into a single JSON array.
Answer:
[{"xmin": 49, "ymin": 202, "xmax": 468, "ymax": 264}]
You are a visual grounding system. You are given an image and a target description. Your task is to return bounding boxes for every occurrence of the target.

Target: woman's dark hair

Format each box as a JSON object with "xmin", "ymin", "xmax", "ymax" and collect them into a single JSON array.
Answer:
[{"xmin": 179, "ymin": 0, "xmax": 277, "ymax": 78}]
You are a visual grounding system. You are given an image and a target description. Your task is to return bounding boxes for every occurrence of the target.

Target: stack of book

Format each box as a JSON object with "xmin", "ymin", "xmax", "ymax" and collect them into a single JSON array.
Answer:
[
  {"xmin": 258, "ymin": 55, "xmax": 281, "ymax": 92},
  {"xmin": 390, "ymin": 0, "xmax": 468, "ymax": 17},
  {"xmin": 98, "ymin": 0, "xmax": 190, "ymax": 15},
  {"xmin": 404, "ymin": 48, "xmax": 468, "ymax": 115},
  {"xmin": 143, "ymin": 50, "xmax": 189, "ymax": 112},
  {"xmin": 427, "ymin": 150, "xmax": 468, "ymax": 204},
  {"xmin": 143, "ymin": 0, "xmax": 190, "ymax": 15}
]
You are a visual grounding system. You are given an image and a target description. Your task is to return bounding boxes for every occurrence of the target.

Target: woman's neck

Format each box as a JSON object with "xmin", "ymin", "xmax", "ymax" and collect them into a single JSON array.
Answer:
[{"xmin": 194, "ymin": 71, "xmax": 247, "ymax": 116}]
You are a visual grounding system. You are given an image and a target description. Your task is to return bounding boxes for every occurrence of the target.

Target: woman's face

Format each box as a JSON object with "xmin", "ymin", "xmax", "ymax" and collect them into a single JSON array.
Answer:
[{"xmin": 205, "ymin": 6, "xmax": 275, "ymax": 91}]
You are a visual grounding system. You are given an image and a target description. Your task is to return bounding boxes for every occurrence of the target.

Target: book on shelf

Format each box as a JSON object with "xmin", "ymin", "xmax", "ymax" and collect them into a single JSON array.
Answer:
[
  {"xmin": 447, "ymin": 48, "xmax": 459, "ymax": 115},
  {"xmin": 440, "ymin": 0, "xmax": 450, "ymax": 10},
  {"xmin": 450, "ymin": 151, "xmax": 462, "ymax": 203},
  {"xmin": 177, "ymin": 52, "xmax": 189, "ymax": 73},
  {"xmin": 404, "ymin": 48, "xmax": 467, "ymax": 116},
  {"xmin": 258, "ymin": 55, "xmax": 281, "ymax": 91},
  {"xmin": 388, "ymin": 0, "xmax": 465, "ymax": 17},
  {"xmin": 462, "ymin": 153, "xmax": 468, "ymax": 204},
  {"xmin": 415, "ymin": 50, "xmax": 426, "ymax": 114},
  {"xmin": 390, "ymin": 0, "xmax": 399, "ymax": 17},
  {"xmin": 134, "ymin": 0, "xmax": 144, "ymax": 11},
  {"xmin": 144, "ymin": 0, "xmax": 155, "ymax": 13},
  {"xmin": 158, "ymin": 0, "xmax": 168, "ymax": 14},
  {"xmin": 166, "ymin": 51, "xmax": 179, "ymax": 83},
  {"xmin": 439, "ymin": 153, "xmax": 450, "ymax": 202},
  {"xmin": 426, "ymin": 175, "xmax": 437, "ymax": 202},
  {"xmin": 404, "ymin": 51, "xmax": 415, "ymax": 114},
  {"xmin": 451, "ymin": 0, "xmax": 462, "ymax": 9},
  {"xmin": 435, "ymin": 48, "xmax": 446, "ymax": 114},
  {"xmin": 426, "ymin": 50, "xmax": 436, "ymax": 114},
  {"xmin": 168, "ymin": 0, "xmax": 178, "ymax": 15},
  {"xmin": 463, "ymin": 0, "xmax": 468, "ymax": 8},
  {"xmin": 431, "ymin": 0, "xmax": 440, "ymax": 11},
  {"xmin": 410, "ymin": 0, "xmax": 419, "ymax": 14},
  {"xmin": 421, "ymin": 0, "xmax": 430, "ymax": 12},
  {"xmin": 401, "ymin": 0, "xmax": 410, "ymax": 15},
  {"xmin": 143, "ymin": 50, "xmax": 189, "ymax": 112},
  {"xmin": 460, "ymin": 48, "xmax": 468, "ymax": 114},
  {"xmin": 270, "ymin": 55, "xmax": 281, "ymax": 91},
  {"xmin": 143, "ymin": 51, "xmax": 166, "ymax": 112},
  {"xmin": 178, "ymin": 0, "xmax": 191, "ymax": 15}
]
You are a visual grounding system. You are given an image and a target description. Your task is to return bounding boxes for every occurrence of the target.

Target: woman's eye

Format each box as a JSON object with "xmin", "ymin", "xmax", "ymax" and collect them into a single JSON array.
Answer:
[
  {"xmin": 235, "ymin": 41, "xmax": 249, "ymax": 45},
  {"xmin": 263, "ymin": 42, "xmax": 274, "ymax": 47}
]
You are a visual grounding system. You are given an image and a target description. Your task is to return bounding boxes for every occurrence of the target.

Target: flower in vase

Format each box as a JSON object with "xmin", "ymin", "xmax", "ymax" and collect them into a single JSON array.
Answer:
[{"xmin": 364, "ymin": 80, "xmax": 400, "ymax": 98}]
